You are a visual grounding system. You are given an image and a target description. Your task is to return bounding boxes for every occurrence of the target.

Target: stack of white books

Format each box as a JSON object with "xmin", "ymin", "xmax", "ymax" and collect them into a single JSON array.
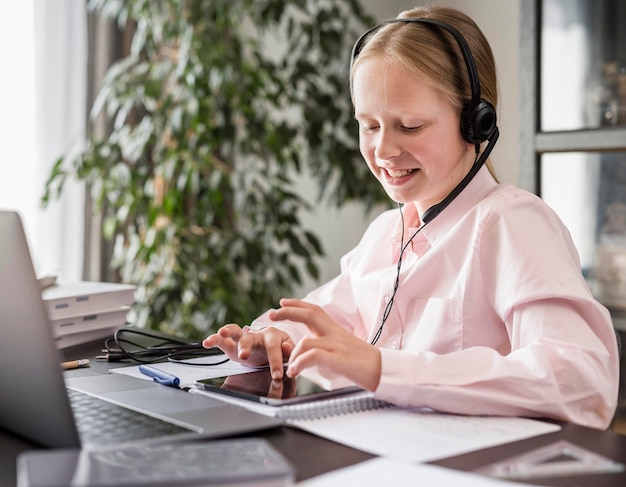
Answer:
[{"xmin": 42, "ymin": 281, "xmax": 136, "ymax": 349}]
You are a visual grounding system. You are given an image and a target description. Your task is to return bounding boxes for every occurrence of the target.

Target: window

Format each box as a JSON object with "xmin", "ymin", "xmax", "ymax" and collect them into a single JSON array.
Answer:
[
  {"xmin": 0, "ymin": 1, "xmax": 87, "ymax": 282},
  {"xmin": 520, "ymin": 0, "xmax": 626, "ymax": 322}
]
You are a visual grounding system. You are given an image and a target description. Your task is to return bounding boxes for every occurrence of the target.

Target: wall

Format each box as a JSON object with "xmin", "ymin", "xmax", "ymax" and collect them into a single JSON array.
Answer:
[{"xmin": 293, "ymin": 0, "xmax": 520, "ymax": 297}]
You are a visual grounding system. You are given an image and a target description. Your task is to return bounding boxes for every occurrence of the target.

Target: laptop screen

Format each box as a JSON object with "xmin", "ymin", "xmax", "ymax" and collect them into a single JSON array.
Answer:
[{"xmin": 0, "ymin": 210, "xmax": 81, "ymax": 448}]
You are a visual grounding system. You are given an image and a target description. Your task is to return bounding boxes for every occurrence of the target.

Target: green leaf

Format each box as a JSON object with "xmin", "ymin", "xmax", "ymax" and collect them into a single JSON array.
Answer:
[{"xmin": 43, "ymin": 0, "xmax": 378, "ymax": 340}]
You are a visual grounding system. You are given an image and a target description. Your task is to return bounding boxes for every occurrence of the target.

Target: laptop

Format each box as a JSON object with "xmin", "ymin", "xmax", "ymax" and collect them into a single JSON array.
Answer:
[{"xmin": 0, "ymin": 210, "xmax": 283, "ymax": 449}]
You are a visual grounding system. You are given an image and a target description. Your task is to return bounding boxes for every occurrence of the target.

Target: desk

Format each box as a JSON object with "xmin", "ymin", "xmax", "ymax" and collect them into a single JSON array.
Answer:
[{"xmin": 2, "ymin": 341, "xmax": 626, "ymax": 486}]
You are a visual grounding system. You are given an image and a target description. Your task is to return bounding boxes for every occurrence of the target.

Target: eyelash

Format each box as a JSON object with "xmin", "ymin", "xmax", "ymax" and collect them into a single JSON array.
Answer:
[{"xmin": 360, "ymin": 124, "xmax": 421, "ymax": 133}]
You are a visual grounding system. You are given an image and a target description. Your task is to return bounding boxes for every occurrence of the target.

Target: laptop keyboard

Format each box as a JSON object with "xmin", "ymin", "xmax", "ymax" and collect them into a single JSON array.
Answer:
[{"xmin": 67, "ymin": 388, "xmax": 190, "ymax": 444}]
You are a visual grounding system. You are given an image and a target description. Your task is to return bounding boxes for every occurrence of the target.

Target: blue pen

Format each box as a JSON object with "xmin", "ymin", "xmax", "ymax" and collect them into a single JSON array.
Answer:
[{"xmin": 138, "ymin": 364, "xmax": 181, "ymax": 388}]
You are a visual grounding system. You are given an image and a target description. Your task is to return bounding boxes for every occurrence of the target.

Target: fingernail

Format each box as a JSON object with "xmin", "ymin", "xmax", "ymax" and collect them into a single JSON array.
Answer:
[{"xmin": 272, "ymin": 369, "xmax": 281, "ymax": 380}]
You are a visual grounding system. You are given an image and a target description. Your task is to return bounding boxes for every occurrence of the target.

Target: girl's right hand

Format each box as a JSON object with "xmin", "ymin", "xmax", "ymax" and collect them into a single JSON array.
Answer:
[{"xmin": 202, "ymin": 324, "xmax": 295, "ymax": 379}]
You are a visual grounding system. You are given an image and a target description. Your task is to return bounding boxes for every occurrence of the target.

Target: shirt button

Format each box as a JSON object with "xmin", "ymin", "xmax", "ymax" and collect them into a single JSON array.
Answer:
[{"xmin": 390, "ymin": 340, "xmax": 398, "ymax": 350}]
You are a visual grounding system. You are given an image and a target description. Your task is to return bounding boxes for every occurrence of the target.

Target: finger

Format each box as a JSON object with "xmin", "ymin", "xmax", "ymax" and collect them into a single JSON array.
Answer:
[
  {"xmin": 202, "ymin": 323, "xmax": 243, "ymax": 347},
  {"xmin": 286, "ymin": 347, "xmax": 325, "ymax": 378},
  {"xmin": 202, "ymin": 324, "xmax": 243, "ymax": 359},
  {"xmin": 217, "ymin": 323, "xmax": 245, "ymax": 339},
  {"xmin": 264, "ymin": 332, "xmax": 288, "ymax": 380},
  {"xmin": 281, "ymin": 339, "xmax": 295, "ymax": 358},
  {"xmin": 286, "ymin": 335, "xmax": 322, "ymax": 377},
  {"xmin": 201, "ymin": 333, "xmax": 219, "ymax": 349},
  {"xmin": 278, "ymin": 297, "xmax": 310, "ymax": 308},
  {"xmin": 234, "ymin": 329, "xmax": 262, "ymax": 360},
  {"xmin": 203, "ymin": 334, "xmax": 239, "ymax": 358},
  {"xmin": 289, "ymin": 339, "xmax": 382, "ymax": 391},
  {"xmin": 288, "ymin": 334, "xmax": 328, "ymax": 361},
  {"xmin": 266, "ymin": 378, "xmax": 284, "ymax": 399},
  {"xmin": 269, "ymin": 301, "xmax": 329, "ymax": 335}
]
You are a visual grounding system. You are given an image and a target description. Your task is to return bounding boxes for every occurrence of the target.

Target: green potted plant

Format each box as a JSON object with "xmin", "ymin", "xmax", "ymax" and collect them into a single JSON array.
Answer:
[{"xmin": 43, "ymin": 0, "xmax": 386, "ymax": 340}]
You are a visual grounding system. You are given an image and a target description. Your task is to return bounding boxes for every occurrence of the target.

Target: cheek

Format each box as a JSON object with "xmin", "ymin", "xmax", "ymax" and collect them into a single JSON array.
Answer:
[
  {"xmin": 358, "ymin": 135, "xmax": 369, "ymax": 157},
  {"xmin": 359, "ymin": 138, "xmax": 378, "ymax": 173}
]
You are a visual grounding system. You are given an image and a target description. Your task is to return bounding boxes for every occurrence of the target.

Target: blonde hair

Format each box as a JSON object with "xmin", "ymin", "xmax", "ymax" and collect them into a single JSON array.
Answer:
[{"xmin": 351, "ymin": 6, "xmax": 499, "ymax": 179}]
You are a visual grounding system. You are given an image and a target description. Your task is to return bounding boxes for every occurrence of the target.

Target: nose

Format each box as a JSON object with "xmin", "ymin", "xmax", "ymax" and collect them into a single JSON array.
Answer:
[{"xmin": 373, "ymin": 128, "xmax": 402, "ymax": 161}]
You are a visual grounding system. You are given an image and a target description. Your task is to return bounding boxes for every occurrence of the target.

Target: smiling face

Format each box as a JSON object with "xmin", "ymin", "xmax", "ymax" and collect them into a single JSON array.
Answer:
[{"xmin": 353, "ymin": 56, "xmax": 476, "ymax": 215}]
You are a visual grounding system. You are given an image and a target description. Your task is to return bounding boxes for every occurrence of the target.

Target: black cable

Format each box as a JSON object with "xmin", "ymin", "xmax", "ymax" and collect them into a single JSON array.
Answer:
[
  {"xmin": 167, "ymin": 348, "xmax": 230, "ymax": 366},
  {"xmin": 370, "ymin": 150, "xmax": 482, "ymax": 346},
  {"xmin": 370, "ymin": 202, "xmax": 427, "ymax": 345},
  {"xmin": 99, "ymin": 327, "xmax": 229, "ymax": 366}
]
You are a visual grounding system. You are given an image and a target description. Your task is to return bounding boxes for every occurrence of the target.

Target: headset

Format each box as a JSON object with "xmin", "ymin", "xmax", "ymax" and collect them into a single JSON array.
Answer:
[
  {"xmin": 351, "ymin": 18, "xmax": 500, "ymax": 345},
  {"xmin": 351, "ymin": 17, "xmax": 499, "ymax": 224}
]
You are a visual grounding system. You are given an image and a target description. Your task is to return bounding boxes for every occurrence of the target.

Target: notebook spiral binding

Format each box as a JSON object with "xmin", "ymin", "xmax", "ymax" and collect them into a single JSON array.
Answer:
[{"xmin": 277, "ymin": 391, "xmax": 394, "ymax": 421}]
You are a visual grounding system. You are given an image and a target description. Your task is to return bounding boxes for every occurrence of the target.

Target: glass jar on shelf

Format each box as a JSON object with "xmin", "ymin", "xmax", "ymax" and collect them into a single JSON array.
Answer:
[
  {"xmin": 591, "ymin": 61, "xmax": 619, "ymax": 127},
  {"xmin": 618, "ymin": 65, "xmax": 626, "ymax": 125}
]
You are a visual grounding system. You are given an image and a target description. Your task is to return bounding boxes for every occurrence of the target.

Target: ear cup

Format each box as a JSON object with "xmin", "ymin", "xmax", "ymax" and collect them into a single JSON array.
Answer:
[{"xmin": 461, "ymin": 99, "xmax": 497, "ymax": 144}]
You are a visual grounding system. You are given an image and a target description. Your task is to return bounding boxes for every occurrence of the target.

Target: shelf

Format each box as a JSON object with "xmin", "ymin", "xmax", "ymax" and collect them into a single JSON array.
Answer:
[{"xmin": 536, "ymin": 127, "xmax": 626, "ymax": 153}]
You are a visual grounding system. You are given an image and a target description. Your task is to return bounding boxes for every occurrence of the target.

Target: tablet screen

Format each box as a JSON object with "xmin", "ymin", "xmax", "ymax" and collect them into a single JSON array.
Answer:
[{"xmin": 195, "ymin": 369, "xmax": 360, "ymax": 406}]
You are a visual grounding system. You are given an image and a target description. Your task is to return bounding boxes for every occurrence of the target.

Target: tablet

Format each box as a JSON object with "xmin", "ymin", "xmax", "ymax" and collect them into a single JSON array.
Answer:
[{"xmin": 195, "ymin": 368, "xmax": 361, "ymax": 406}]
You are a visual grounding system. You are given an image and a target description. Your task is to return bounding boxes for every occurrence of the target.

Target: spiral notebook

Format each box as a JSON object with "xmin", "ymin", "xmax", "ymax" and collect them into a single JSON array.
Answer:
[
  {"xmin": 191, "ymin": 369, "xmax": 563, "ymax": 464},
  {"xmin": 192, "ymin": 369, "xmax": 393, "ymax": 420},
  {"xmin": 273, "ymin": 390, "xmax": 393, "ymax": 421}
]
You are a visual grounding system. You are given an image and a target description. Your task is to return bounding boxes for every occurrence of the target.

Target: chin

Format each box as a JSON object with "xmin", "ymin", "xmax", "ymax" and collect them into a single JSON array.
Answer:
[{"xmin": 384, "ymin": 190, "xmax": 416, "ymax": 206}]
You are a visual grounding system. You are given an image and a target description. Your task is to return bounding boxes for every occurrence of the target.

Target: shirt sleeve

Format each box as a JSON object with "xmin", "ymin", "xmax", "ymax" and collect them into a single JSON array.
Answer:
[
  {"xmin": 249, "ymin": 268, "xmax": 363, "ymax": 342},
  {"xmin": 376, "ymin": 193, "xmax": 620, "ymax": 430},
  {"xmin": 248, "ymin": 216, "xmax": 387, "ymax": 342}
]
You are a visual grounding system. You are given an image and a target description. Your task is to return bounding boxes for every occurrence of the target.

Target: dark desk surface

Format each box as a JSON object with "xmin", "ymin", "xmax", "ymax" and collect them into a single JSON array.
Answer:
[{"xmin": 3, "ymin": 340, "xmax": 626, "ymax": 486}]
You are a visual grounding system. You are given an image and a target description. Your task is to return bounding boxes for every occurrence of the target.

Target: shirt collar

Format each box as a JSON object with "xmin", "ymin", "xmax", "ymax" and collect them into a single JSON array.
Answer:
[{"xmin": 389, "ymin": 165, "xmax": 499, "ymax": 248}]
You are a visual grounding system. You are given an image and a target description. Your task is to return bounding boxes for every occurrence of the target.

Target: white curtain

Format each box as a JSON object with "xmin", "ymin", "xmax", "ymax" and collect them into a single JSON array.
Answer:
[{"xmin": 0, "ymin": 0, "xmax": 87, "ymax": 282}]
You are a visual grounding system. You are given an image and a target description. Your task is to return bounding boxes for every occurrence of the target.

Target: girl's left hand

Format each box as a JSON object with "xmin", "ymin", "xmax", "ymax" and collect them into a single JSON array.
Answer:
[{"xmin": 268, "ymin": 298, "xmax": 381, "ymax": 391}]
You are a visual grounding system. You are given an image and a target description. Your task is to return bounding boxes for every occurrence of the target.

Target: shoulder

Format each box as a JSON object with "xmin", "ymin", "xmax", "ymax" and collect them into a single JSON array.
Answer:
[
  {"xmin": 483, "ymin": 183, "xmax": 546, "ymax": 210},
  {"xmin": 472, "ymin": 183, "xmax": 580, "ymax": 260},
  {"xmin": 478, "ymin": 183, "xmax": 566, "ymax": 231}
]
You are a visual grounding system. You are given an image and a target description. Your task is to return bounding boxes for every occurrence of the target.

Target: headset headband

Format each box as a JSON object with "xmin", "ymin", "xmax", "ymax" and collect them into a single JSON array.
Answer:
[
  {"xmin": 350, "ymin": 17, "xmax": 497, "ymax": 145},
  {"xmin": 351, "ymin": 18, "xmax": 481, "ymax": 105}
]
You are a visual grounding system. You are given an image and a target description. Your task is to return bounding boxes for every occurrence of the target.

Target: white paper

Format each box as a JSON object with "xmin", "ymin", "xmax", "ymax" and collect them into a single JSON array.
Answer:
[
  {"xmin": 109, "ymin": 356, "xmax": 259, "ymax": 387},
  {"xmin": 114, "ymin": 360, "xmax": 561, "ymax": 465},
  {"xmin": 291, "ymin": 407, "xmax": 561, "ymax": 463},
  {"xmin": 296, "ymin": 458, "xmax": 547, "ymax": 487}
]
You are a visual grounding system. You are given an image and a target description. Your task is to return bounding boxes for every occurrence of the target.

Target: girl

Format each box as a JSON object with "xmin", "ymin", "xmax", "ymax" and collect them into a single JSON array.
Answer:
[{"xmin": 203, "ymin": 6, "xmax": 619, "ymax": 430}]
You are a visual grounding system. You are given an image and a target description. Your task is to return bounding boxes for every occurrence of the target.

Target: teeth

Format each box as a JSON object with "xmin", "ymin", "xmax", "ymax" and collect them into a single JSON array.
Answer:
[{"xmin": 386, "ymin": 168, "xmax": 415, "ymax": 178}]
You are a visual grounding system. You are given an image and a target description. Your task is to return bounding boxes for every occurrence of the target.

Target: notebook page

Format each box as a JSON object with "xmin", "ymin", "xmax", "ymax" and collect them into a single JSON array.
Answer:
[{"xmin": 290, "ymin": 407, "xmax": 561, "ymax": 463}]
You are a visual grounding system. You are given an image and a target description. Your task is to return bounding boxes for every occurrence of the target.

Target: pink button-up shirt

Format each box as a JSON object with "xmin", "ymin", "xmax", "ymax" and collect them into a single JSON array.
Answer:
[{"xmin": 253, "ymin": 166, "xmax": 620, "ymax": 429}]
